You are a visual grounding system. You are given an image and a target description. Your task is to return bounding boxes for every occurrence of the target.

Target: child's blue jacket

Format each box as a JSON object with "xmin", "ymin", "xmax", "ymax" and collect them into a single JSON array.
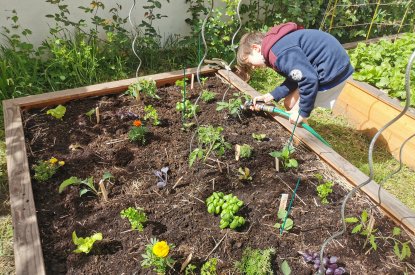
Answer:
[{"xmin": 263, "ymin": 28, "xmax": 354, "ymax": 118}]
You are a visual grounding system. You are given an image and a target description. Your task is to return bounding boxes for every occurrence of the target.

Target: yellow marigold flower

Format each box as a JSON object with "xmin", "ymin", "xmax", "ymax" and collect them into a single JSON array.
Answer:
[
  {"xmin": 49, "ymin": 157, "xmax": 58, "ymax": 164},
  {"xmin": 133, "ymin": 120, "xmax": 142, "ymax": 127},
  {"xmin": 58, "ymin": 161, "xmax": 65, "ymax": 166},
  {"xmin": 152, "ymin": 241, "xmax": 169, "ymax": 258}
]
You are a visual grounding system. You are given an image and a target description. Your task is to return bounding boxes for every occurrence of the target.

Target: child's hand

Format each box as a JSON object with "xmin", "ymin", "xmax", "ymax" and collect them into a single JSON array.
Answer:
[
  {"xmin": 289, "ymin": 112, "xmax": 305, "ymax": 125},
  {"xmin": 252, "ymin": 93, "xmax": 274, "ymax": 106}
]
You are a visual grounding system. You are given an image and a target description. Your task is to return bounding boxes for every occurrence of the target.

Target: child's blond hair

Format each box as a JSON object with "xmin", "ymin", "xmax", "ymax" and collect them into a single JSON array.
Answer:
[{"xmin": 237, "ymin": 32, "xmax": 265, "ymax": 75}]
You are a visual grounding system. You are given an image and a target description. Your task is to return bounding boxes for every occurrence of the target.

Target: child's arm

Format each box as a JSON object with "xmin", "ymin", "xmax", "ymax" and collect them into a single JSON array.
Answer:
[{"xmin": 269, "ymin": 78, "xmax": 298, "ymax": 102}]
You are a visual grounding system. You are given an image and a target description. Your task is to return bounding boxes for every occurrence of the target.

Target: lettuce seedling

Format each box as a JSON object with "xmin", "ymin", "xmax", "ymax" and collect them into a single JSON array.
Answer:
[
  {"xmin": 120, "ymin": 207, "xmax": 147, "ymax": 231},
  {"xmin": 274, "ymin": 209, "xmax": 294, "ymax": 231},
  {"xmin": 72, "ymin": 231, "xmax": 102, "ymax": 254},
  {"xmin": 144, "ymin": 105, "xmax": 160, "ymax": 126},
  {"xmin": 239, "ymin": 144, "xmax": 253, "ymax": 159},
  {"xmin": 315, "ymin": 173, "xmax": 333, "ymax": 204},
  {"xmin": 201, "ymin": 258, "xmax": 217, "ymax": 275},
  {"xmin": 270, "ymin": 146, "xmax": 298, "ymax": 170},
  {"xmin": 154, "ymin": 166, "xmax": 169, "ymax": 188},
  {"xmin": 238, "ymin": 167, "xmax": 252, "ymax": 181},
  {"xmin": 46, "ymin": 104, "xmax": 66, "ymax": 120},
  {"xmin": 201, "ymin": 90, "xmax": 216, "ymax": 102},
  {"xmin": 252, "ymin": 133, "xmax": 266, "ymax": 142}
]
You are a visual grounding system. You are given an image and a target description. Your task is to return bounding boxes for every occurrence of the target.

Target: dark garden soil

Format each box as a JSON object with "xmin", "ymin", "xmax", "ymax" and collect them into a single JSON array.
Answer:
[{"xmin": 23, "ymin": 75, "xmax": 415, "ymax": 275}]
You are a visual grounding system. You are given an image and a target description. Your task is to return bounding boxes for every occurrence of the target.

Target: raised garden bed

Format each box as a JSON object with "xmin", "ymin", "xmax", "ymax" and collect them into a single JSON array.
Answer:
[{"xmin": 4, "ymin": 68, "xmax": 415, "ymax": 274}]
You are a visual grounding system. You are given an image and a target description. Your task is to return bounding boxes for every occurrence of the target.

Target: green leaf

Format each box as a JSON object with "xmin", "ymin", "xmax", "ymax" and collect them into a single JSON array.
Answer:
[
  {"xmin": 269, "ymin": 151, "xmax": 281, "ymax": 158},
  {"xmin": 46, "ymin": 105, "xmax": 66, "ymax": 120},
  {"xmin": 278, "ymin": 209, "xmax": 287, "ymax": 220},
  {"xmin": 283, "ymin": 218, "xmax": 294, "ymax": 230},
  {"xmin": 345, "ymin": 217, "xmax": 359, "ymax": 223},
  {"xmin": 288, "ymin": 159, "xmax": 298, "ymax": 168},
  {"xmin": 393, "ymin": 242, "xmax": 401, "ymax": 259},
  {"xmin": 59, "ymin": 176, "xmax": 81, "ymax": 193},
  {"xmin": 369, "ymin": 234, "xmax": 377, "ymax": 250},
  {"xmin": 102, "ymin": 171, "xmax": 114, "ymax": 181},
  {"xmin": 352, "ymin": 224, "xmax": 362, "ymax": 234},
  {"xmin": 280, "ymin": 260, "xmax": 292, "ymax": 275},
  {"xmin": 392, "ymin": 227, "xmax": 401, "ymax": 236},
  {"xmin": 361, "ymin": 210, "xmax": 368, "ymax": 223},
  {"xmin": 79, "ymin": 188, "xmax": 90, "ymax": 197}
]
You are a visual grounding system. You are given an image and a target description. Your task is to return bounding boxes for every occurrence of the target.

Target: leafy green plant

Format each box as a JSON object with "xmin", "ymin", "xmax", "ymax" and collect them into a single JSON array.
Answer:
[
  {"xmin": 280, "ymin": 260, "xmax": 292, "ymax": 275},
  {"xmin": 269, "ymin": 146, "xmax": 298, "ymax": 170},
  {"xmin": 216, "ymin": 93, "xmax": 248, "ymax": 117},
  {"xmin": 345, "ymin": 210, "xmax": 412, "ymax": 260},
  {"xmin": 315, "ymin": 173, "xmax": 334, "ymax": 204},
  {"xmin": 206, "ymin": 192, "xmax": 245, "ymax": 230},
  {"xmin": 46, "ymin": 105, "xmax": 66, "ymax": 120},
  {"xmin": 184, "ymin": 264, "xmax": 197, "ymax": 275},
  {"xmin": 176, "ymin": 99, "xmax": 200, "ymax": 119},
  {"xmin": 144, "ymin": 105, "xmax": 161, "ymax": 126},
  {"xmin": 200, "ymin": 77, "xmax": 208, "ymax": 87},
  {"xmin": 33, "ymin": 157, "xmax": 65, "ymax": 182},
  {"xmin": 201, "ymin": 258, "xmax": 218, "ymax": 275},
  {"xmin": 72, "ymin": 231, "xmax": 102, "ymax": 254},
  {"xmin": 189, "ymin": 125, "xmax": 231, "ymax": 167},
  {"xmin": 238, "ymin": 167, "xmax": 252, "ymax": 181},
  {"xmin": 85, "ymin": 108, "xmax": 96, "ymax": 122},
  {"xmin": 238, "ymin": 144, "xmax": 253, "ymax": 159},
  {"xmin": 59, "ymin": 176, "xmax": 99, "ymax": 197},
  {"xmin": 274, "ymin": 209, "xmax": 294, "ymax": 232},
  {"xmin": 234, "ymin": 247, "xmax": 275, "ymax": 275},
  {"xmin": 201, "ymin": 90, "xmax": 216, "ymax": 102},
  {"xmin": 120, "ymin": 207, "xmax": 147, "ymax": 231},
  {"xmin": 252, "ymin": 133, "xmax": 266, "ymax": 142},
  {"xmin": 141, "ymin": 238, "xmax": 175, "ymax": 274},
  {"xmin": 127, "ymin": 79, "xmax": 159, "ymax": 101},
  {"xmin": 128, "ymin": 120, "xmax": 148, "ymax": 145}
]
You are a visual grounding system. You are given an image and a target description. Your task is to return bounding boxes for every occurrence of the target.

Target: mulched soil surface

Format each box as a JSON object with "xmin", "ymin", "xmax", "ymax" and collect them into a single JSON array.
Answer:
[{"xmin": 22, "ymin": 75, "xmax": 415, "ymax": 274}]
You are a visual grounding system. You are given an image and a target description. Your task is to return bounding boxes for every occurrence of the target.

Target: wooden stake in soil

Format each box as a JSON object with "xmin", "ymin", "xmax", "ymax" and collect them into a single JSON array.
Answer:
[
  {"xmin": 95, "ymin": 107, "xmax": 100, "ymax": 124},
  {"xmin": 180, "ymin": 253, "xmax": 193, "ymax": 272},
  {"xmin": 235, "ymin": 144, "xmax": 241, "ymax": 161},
  {"xmin": 275, "ymin": 157, "xmax": 280, "ymax": 172},
  {"xmin": 278, "ymin": 194, "xmax": 288, "ymax": 213},
  {"xmin": 190, "ymin": 74, "xmax": 194, "ymax": 90},
  {"xmin": 99, "ymin": 179, "xmax": 108, "ymax": 201}
]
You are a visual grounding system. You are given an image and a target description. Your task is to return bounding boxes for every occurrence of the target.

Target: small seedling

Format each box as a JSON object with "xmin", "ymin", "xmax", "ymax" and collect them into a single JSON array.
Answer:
[
  {"xmin": 269, "ymin": 146, "xmax": 298, "ymax": 170},
  {"xmin": 59, "ymin": 176, "xmax": 99, "ymax": 197},
  {"xmin": 33, "ymin": 157, "xmax": 65, "ymax": 182},
  {"xmin": 299, "ymin": 250, "xmax": 346, "ymax": 274},
  {"xmin": 280, "ymin": 260, "xmax": 292, "ymax": 275},
  {"xmin": 141, "ymin": 238, "xmax": 175, "ymax": 274},
  {"xmin": 201, "ymin": 258, "xmax": 217, "ymax": 275},
  {"xmin": 238, "ymin": 167, "xmax": 252, "ymax": 181},
  {"xmin": 184, "ymin": 264, "xmax": 197, "ymax": 275},
  {"xmin": 127, "ymin": 79, "xmax": 159, "ymax": 101},
  {"xmin": 176, "ymin": 100, "xmax": 200, "ymax": 119},
  {"xmin": 235, "ymin": 247, "xmax": 275, "ymax": 274},
  {"xmin": 128, "ymin": 120, "xmax": 148, "ymax": 145},
  {"xmin": 216, "ymin": 93, "xmax": 248, "ymax": 118},
  {"xmin": 238, "ymin": 144, "xmax": 253, "ymax": 159},
  {"xmin": 72, "ymin": 231, "xmax": 102, "ymax": 254},
  {"xmin": 85, "ymin": 108, "xmax": 96, "ymax": 122},
  {"xmin": 154, "ymin": 166, "xmax": 169, "ymax": 188},
  {"xmin": 274, "ymin": 209, "xmax": 294, "ymax": 231},
  {"xmin": 201, "ymin": 90, "xmax": 216, "ymax": 102},
  {"xmin": 200, "ymin": 77, "xmax": 208, "ymax": 87},
  {"xmin": 144, "ymin": 105, "xmax": 160, "ymax": 126},
  {"xmin": 46, "ymin": 104, "xmax": 66, "ymax": 120},
  {"xmin": 252, "ymin": 133, "xmax": 266, "ymax": 142},
  {"xmin": 120, "ymin": 207, "xmax": 147, "ymax": 231},
  {"xmin": 206, "ymin": 192, "xmax": 245, "ymax": 229},
  {"xmin": 315, "ymin": 173, "xmax": 334, "ymax": 204}
]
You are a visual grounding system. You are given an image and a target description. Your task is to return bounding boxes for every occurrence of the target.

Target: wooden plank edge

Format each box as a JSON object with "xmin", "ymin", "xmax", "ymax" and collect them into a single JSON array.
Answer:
[
  {"xmin": 4, "ymin": 66, "xmax": 217, "ymax": 110},
  {"xmin": 342, "ymin": 33, "xmax": 407, "ymax": 50},
  {"xmin": 347, "ymin": 79, "xmax": 415, "ymax": 119},
  {"xmin": 3, "ymin": 100, "xmax": 46, "ymax": 275},
  {"xmin": 217, "ymin": 69, "xmax": 415, "ymax": 235}
]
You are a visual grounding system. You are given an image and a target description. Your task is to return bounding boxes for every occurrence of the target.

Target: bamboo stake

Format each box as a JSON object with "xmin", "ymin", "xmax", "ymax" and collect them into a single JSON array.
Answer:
[
  {"xmin": 95, "ymin": 107, "xmax": 100, "ymax": 124},
  {"xmin": 366, "ymin": 0, "xmax": 382, "ymax": 40},
  {"xmin": 99, "ymin": 179, "xmax": 108, "ymax": 201},
  {"xmin": 190, "ymin": 74, "xmax": 194, "ymax": 90}
]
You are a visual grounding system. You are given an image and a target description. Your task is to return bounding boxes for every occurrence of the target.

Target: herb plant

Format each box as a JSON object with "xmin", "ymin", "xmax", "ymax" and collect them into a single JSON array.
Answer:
[
  {"xmin": 128, "ymin": 120, "xmax": 148, "ymax": 145},
  {"xmin": 141, "ymin": 238, "xmax": 175, "ymax": 274},
  {"xmin": 234, "ymin": 247, "xmax": 275, "ymax": 275},
  {"xmin": 269, "ymin": 146, "xmax": 298, "ymax": 170},
  {"xmin": 206, "ymin": 192, "xmax": 245, "ymax": 230},
  {"xmin": 252, "ymin": 133, "xmax": 266, "ymax": 142},
  {"xmin": 238, "ymin": 144, "xmax": 253, "ymax": 159},
  {"xmin": 33, "ymin": 157, "xmax": 65, "ymax": 182},
  {"xmin": 274, "ymin": 209, "xmax": 294, "ymax": 232},
  {"xmin": 154, "ymin": 166, "xmax": 169, "ymax": 188},
  {"xmin": 216, "ymin": 93, "xmax": 248, "ymax": 118},
  {"xmin": 72, "ymin": 231, "xmax": 102, "ymax": 254},
  {"xmin": 201, "ymin": 258, "xmax": 218, "ymax": 275},
  {"xmin": 46, "ymin": 105, "xmax": 66, "ymax": 120},
  {"xmin": 189, "ymin": 125, "xmax": 231, "ymax": 167},
  {"xmin": 201, "ymin": 90, "xmax": 216, "ymax": 102},
  {"xmin": 144, "ymin": 105, "xmax": 160, "ymax": 125},
  {"xmin": 176, "ymin": 99, "xmax": 200, "ymax": 119},
  {"xmin": 238, "ymin": 167, "xmax": 252, "ymax": 181},
  {"xmin": 185, "ymin": 264, "xmax": 197, "ymax": 275},
  {"xmin": 59, "ymin": 176, "xmax": 99, "ymax": 197},
  {"xmin": 315, "ymin": 173, "xmax": 334, "ymax": 204},
  {"xmin": 127, "ymin": 79, "xmax": 159, "ymax": 101},
  {"xmin": 120, "ymin": 207, "xmax": 147, "ymax": 231},
  {"xmin": 299, "ymin": 250, "xmax": 346, "ymax": 275}
]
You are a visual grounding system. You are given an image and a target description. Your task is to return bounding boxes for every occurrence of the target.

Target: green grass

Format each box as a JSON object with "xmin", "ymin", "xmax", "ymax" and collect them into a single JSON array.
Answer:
[{"xmin": 249, "ymin": 68, "xmax": 415, "ymax": 211}]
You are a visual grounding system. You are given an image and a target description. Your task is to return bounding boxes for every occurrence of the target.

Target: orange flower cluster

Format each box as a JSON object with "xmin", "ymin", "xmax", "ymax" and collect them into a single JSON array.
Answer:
[{"xmin": 133, "ymin": 120, "xmax": 142, "ymax": 127}]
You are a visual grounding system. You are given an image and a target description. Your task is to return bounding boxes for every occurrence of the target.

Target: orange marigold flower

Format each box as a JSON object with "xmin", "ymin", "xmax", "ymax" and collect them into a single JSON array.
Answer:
[{"xmin": 133, "ymin": 120, "xmax": 142, "ymax": 127}]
